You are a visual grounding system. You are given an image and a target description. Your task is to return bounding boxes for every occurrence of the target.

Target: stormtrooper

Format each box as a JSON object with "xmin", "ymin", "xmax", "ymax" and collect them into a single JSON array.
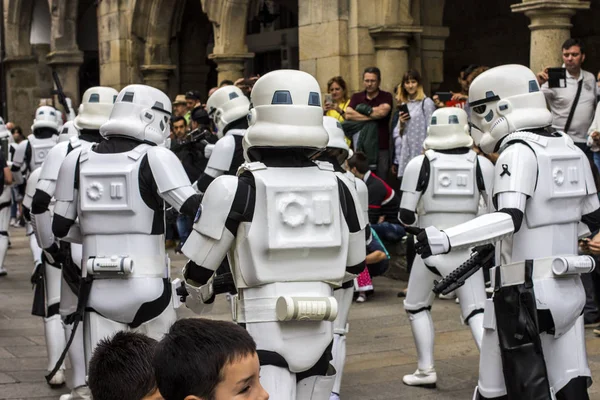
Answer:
[
  {"xmin": 31, "ymin": 87, "xmax": 118, "ymax": 400},
  {"xmin": 412, "ymin": 64, "xmax": 600, "ymax": 400},
  {"xmin": 14, "ymin": 107, "xmax": 61, "ymax": 386},
  {"xmin": 11, "ymin": 106, "xmax": 60, "ymax": 184},
  {"xmin": 181, "ymin": 70, "xmax": 367, "ymax": 400},
  {"xmin": 196, "ymin": 84, "xmax": 249, "ymax": 193},
  {"xmin": 319, "ymin": 116, "xmax": 369, "ymax": 400},
  {"xmin": 398, "ymin": 107, "xmax": 494, "ymax": 388},
  {"xmin": 51, "ymin": 85, "xmax": 201, "ymax": 367}
]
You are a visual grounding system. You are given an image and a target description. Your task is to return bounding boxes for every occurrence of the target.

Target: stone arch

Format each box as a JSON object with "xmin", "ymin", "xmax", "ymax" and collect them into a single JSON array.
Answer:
[
  {"xmin": 202, "ymin": 0, "xmax": 254, "ymax": 83},
  {"xmin": 4, "ymin": 0, "xmax": 35, "ymax": 58}
]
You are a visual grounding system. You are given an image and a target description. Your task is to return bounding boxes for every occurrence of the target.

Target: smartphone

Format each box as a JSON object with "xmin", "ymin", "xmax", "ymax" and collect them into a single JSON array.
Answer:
[
  {"xmin": 548, "ymin": 67, "xmax": 567, "ymax": 88},
  {"xmin": 324, "ymin": 94, "xmax": 333, "ymax": 105},
  {"xmin": 399, "ymin": 103, "xmax": 410, "ymax": 120},
  {"xmin": 435, "ymin": 92, "xmax": 453, "ymax": 103}
]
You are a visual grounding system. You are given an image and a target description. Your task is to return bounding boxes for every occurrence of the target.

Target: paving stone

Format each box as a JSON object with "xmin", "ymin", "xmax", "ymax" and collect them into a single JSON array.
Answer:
[{"xmin": 2, "ymin": 227, "xmax": 600, "ymax": 399}]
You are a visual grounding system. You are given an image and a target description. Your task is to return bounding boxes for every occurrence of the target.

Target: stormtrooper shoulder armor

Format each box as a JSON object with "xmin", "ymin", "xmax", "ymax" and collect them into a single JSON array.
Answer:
[
  {"xmin": 401, "ymin": 154, "xmax": 426, "ymax": 194},
  {"xmin": 206, "ymin": 134, "xmax": 236, "ymax": 173},
  {"xmin": 38, "ymin": 142, "xmax": 70, "ymax": 182},
  {"xmin": 54, "ymin": 148, "xmax": 82, "ymax": 202},
  {"xmin": 195, "ymin": 175, "xmax": 239, "ymax": 240},
  {"xmin": 147, "ymin": 146, "xmax": 191, "ymax": 193},
  {"xmin": 493, "ymin": 141, "xmax": 537, "ymax": 198}
]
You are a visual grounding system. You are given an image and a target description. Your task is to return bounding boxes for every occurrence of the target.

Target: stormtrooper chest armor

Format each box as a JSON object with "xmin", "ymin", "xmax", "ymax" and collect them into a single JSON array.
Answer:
[
  {"xmin": 420, "ymin": 149, "xmax": 481, "ymax": 215},
  {"xmin": 77, "ymin": 144, "xmax": 154, "ymax": 236},
  {"xmin": 232, "ymin": 162, "xmax": 349, "ymax": 288},
  {"xmin": 28, "ymin": 135, "xmax": 57, "ymax": 171}
]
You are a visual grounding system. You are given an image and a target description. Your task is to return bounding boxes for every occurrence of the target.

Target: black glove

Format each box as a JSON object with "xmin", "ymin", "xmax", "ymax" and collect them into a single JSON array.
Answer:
[
  {"xmin": 30, "ymin": 262, "xmax": 43, "ymax": 286},
  {"xmin": 43, "ymin": 242, "xmax": 66, "ymax": 267},
  {"xmin": 405, "ymin": 226, "xmax": 433, "ymax": 259},
  {"xmin": 175, "ymin": 280, "xmax": 188, "ymax": 303}
]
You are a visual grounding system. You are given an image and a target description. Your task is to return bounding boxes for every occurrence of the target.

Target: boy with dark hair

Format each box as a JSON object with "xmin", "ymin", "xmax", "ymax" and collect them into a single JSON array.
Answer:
[
  {"xmin": 154, "ymin": 318, "xmax": 269, "ymax": 400},
  {"xmin": 88, "ymin": 331, "xmax": 162, "ymax": 400}
]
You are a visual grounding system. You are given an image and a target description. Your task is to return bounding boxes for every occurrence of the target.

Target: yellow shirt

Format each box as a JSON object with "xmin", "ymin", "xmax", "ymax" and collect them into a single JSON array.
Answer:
[
  {"xmin": 325, "ymin": 99, "xmax": 350, "ymax": 122},
  {"xmin": 326, "ymin": 99, "xmax": 351, "ymax": 146}
]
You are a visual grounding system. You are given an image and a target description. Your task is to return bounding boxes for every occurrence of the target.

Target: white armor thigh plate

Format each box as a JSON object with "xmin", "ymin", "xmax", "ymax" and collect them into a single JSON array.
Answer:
[
  {"xmin": 522, "ymin": 134, "xmax": 588, "ymax": 228},
  {"xmin": 233, "ymin": 166, "xmax": 348, "ymax": 288},
  {"xmin": 28, "ymin": 136, "xmax": 57, "ymax": 171},
  {"xmin": 241, "ymin": 282, "xmax": 335, "ymax": 373},
  {"xmin": 87, "ymin": 277, "xmax": 167, "ymax": 324},
  {"xmin": 78, "ymin": 146, "xmax": 166, "ymax": 278},
  {"xmin": 421, "ymin": 151, "xmax": 480, "ymax": 215}
]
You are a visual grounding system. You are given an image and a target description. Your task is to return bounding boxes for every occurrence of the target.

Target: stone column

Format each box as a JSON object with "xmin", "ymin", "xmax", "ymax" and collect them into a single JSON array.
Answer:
[
  {"xmin": 3, "ymin": 55, "xmax": 40, "ymax": 130},
  {"xmin": 140, "ymin": 64, "xmax": 177, "ymax": 94},
  {"xmin": 512, "ymin": 0, "xmax": 590, "ymax": 74},
  {"xmin": 208, "ymin": 53, "xmax": 254, "ymax": 84},
  {"xmin": 420, "ymin": 26, "xmax": 450, "ymax": 94},
  {"xmin": 369, "ymin": 26, "xmax": 422, "ymax": 94},
  {"xmin": 46, "ymin": 50, "xmax": 84, "ymax": 108}
]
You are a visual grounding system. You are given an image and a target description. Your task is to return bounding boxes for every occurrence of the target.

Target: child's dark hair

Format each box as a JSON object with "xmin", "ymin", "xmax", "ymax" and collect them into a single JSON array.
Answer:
[
  {"xmin": 88, "ymin": 331, "xmax": 158, "ymax": 400},
  {"xmin": 347, "ymin": 151, "xmax": 370, "ymax": 174},
  {"xmin": 154, "ymin": 318, "xmax": 257, "ymax": 400}
]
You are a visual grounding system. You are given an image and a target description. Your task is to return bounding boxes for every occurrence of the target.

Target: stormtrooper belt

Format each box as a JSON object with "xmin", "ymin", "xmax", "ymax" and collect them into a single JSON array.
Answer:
[
  {"xmin": 234, "ymin": 296, "xmax": 338, "ymax": 323},
  {"xmin": 491, "ymin": 255, "xmax": 595, "ymax": 289}
]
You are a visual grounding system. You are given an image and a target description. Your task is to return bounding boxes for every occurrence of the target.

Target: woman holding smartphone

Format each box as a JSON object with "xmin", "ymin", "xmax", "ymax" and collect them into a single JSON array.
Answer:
[
  {"xmin": 391, "ymin": 70, "xmax": 436, "ymax": 182},
  {"xmin": 323, "ymin": 76, "xmax": 350, "ymax": 122}
]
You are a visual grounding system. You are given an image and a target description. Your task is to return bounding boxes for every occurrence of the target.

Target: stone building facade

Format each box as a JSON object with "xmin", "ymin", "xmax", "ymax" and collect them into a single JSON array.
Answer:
[{"xmin": 2, "ymin": 0, "xmax": 598, "ymax": 131}]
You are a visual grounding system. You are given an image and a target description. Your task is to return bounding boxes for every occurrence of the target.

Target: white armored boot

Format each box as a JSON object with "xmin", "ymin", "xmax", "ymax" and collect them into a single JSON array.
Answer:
[
  {"xmin": 403, "ymin": 310, "xmax": 437, "ymax": 388},
  {"xmin": 44, "ymin": 314, "xmax": 67, "ymax": 387},
  {"xmin": 59, "ymin": 322, "xmax": 91, "ymax": 400}
]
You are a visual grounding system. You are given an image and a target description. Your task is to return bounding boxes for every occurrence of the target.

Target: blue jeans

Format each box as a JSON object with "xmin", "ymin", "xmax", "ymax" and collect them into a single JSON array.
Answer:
[
  {"xmin": 593, "ymin": 152, "xmax": 600, "ymax": 175},
  {"xmin": 10, "ymin": 187, "xmax": 17, "ymax": 219},
  {"xmin": 176, "ymin": 214, "xmax": 194, "ymax": 244},
  {"xmin": 372, "ymin": 222, "xmax": 405, "ymax": 243}
]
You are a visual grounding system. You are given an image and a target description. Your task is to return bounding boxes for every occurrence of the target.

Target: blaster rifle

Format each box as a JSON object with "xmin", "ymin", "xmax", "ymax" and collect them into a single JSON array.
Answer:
[
  {"xmin": 432, "ymin": 244, "xmax": 495, "ymax": 296},
  {"xmin": 51, "ymin": 70, "xmax": 70, "ymax": 117}
]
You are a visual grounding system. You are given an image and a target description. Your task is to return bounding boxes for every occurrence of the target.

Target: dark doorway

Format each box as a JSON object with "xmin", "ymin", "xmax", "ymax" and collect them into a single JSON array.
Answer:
[{"xmin": 77, "ymin": 0, "xmax": 100, "ymax": 96}]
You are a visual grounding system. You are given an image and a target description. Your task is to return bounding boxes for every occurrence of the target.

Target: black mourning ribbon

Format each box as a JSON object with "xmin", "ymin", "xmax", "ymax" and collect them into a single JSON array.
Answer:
[{"xmin": 500, "ymin": 164, "xmax": 511, "ymax": 177}]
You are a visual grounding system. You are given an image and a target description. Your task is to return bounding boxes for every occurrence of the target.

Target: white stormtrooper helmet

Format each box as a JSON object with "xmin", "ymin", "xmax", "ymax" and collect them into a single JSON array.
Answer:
[
  {"xmin": 323, "ymin": 116, "xmax": 350, "ymax": 165},
  {"xmin": 469, "ymin": 64, "xmax": 552, "ymax": 154},
  {"xmin": 31, "ymin": 106, "xmax": 60, "ymax": 133},
  {"xmin": 100, "ymin": 84, "xmax": 172, "ymax": 145},
  {"xmin": 424, "ymin": 108, "xmax": 473, "ymax": 150},
  {"xmin": 57, "ymin": 121, "xmax": 80, "ymax": 143},
  {"xmin": 206, "ymin": 85, "xmax": 250, "ymax": 138},
  {"xmin": 244, "ymin": 69, "xmax": 328, "ymax": 157},
  {"xmin": 75, "ymin": 86, "xmax": 119, "ymax": 130}
]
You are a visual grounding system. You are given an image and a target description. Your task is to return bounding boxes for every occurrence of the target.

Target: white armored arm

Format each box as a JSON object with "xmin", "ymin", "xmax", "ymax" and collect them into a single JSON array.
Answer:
[
  {"xmin": 146, "ymin": 146, "xmax": 201, "ymax": 218},
  {"xmin": 181, "ymin": 175, "xmax": 240, "ymax": 314},
  {"xmin": 399, "ymin": 155, "xmax": 425, "ymax": 226},
  {"xmin": 31, "ymin": 142, "xmax": 70, "ymax": 248},
  {"xmin": 10, "ymin": 141, "xmax": 28, "ymax": 184},
  {"xmin": 52, "ymin": 149, "xmax": 81, "ymax": 239},
  {"xmin": 196, "ymin": 135, "xmax": 236, "ymax": 193}
]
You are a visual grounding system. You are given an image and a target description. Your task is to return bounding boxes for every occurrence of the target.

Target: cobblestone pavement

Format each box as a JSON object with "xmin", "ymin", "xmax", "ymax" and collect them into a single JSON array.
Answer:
[{"xmin": 1, "ymin": 227, "xmax": 600, "ymax": 399}]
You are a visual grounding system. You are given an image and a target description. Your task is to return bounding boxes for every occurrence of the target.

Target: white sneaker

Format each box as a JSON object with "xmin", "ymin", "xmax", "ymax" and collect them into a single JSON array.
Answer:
[
  {"xmin": 9, "ymin": 218, "xmax": 15, "ymax": 227},
  {"xmin": 329, "ymin": 393, "xmax": 341, "ymax": 400},
  {"xmin": 402, "ymin": 368, "xmax": 437, "ymax": 388},
  {"xmin": 47, "ymin": 369, "xmax": 66, "ymax": 388},
  {"xmin": 59, "ymin": 386, "xmax": 92, "ymax": 400}
]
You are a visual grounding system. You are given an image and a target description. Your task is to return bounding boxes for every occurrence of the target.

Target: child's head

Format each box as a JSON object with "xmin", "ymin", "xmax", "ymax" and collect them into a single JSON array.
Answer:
[
  {"xmin": 154, "ymin": 318, "xmax": 269, "ymax": 400},
  {"xmin": 88, "ymin": 331, "xmax": 162, "ymax": 400}
]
